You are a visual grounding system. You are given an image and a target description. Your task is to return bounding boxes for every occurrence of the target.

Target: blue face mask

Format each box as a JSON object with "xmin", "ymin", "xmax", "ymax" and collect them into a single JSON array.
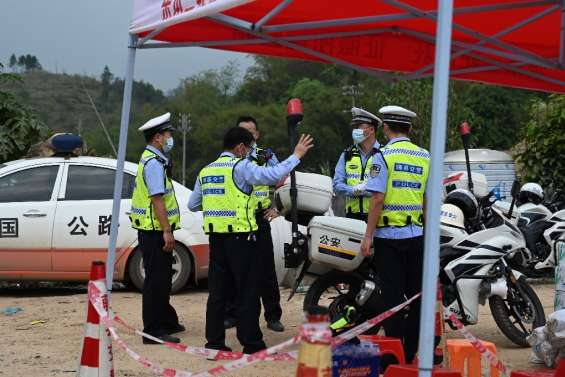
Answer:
[
  {"xmin": 163, "ymin": 137, "xmax": 174, "ymax": 153},
  {"xmin": 352, "ymin": 129, "xmax": 367, "ymax": 144}
]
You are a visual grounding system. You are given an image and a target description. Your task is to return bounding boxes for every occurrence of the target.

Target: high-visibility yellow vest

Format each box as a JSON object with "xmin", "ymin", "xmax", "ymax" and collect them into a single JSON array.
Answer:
[
  {"xmin": 130, "ymin": 149, "xmax": 180, "ymax": 231},
  {"xmin": 344, "ymin": 145, "xmax": 373, "ymax": 215},
  {"xmin": 378, "ymin": 140, "xmax": 430, "ymax": 227},
  {"xmin": 199, "ymin": 155, "xmax": 257, "ymax": 234},
  {"xmin": 250, "ymin": 147, "xmax": 271, "ymax": 211}
]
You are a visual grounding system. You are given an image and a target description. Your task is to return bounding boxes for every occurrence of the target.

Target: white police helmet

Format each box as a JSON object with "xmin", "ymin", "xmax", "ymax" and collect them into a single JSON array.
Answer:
[
  {"xmin": 440, "ymin": 203, "xmax": 465, "ymax": 229},
  {"xmin": 519, "ymin": 182, "xmax": 544, "ymax": 205}
]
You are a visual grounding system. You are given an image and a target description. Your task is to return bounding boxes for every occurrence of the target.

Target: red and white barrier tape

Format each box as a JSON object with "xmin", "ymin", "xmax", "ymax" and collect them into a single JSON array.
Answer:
[
  {"xmin": 88, "ymin": 281, "xmax": 300, "ymax": 376},
  {"xmin": 87, "ymin": 280, "xmax": 421, "ymax": 376},
  {"xmin": 89, "ymin": 281, "xmax": 294, "ymax": 362},
  {"xmin": 445, "ymin": 309, "xmax": 510, "ymax": 377}
]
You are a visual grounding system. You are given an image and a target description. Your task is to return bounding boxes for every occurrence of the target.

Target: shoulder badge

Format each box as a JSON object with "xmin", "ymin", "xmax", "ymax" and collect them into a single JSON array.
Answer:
[{"xmin": 370, "ymin": 164, "xmax": 381, "ymax": 178}]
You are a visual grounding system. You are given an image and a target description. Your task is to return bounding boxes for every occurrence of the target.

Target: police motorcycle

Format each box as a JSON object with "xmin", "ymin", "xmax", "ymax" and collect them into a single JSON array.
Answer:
[
  {"xmin": 438, "ymin": 187, "xmax": 545, "ymax": 347},
  {"xmin": 448, "ymin": 177, "xmax": 565, "ymax": 276},
  {"xmin": 508, "ymin": 183, "xmax": 565, "ymax": 273}
]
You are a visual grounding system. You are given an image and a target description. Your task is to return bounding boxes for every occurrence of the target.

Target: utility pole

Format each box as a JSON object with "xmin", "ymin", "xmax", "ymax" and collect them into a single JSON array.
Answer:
[
  {"xmin": 180, "ymin": 113, "xmax": 192, "ymax": 186},
  {"xmin": 341, "ymin": 82, "xmax": 363, "ymax": 108}
]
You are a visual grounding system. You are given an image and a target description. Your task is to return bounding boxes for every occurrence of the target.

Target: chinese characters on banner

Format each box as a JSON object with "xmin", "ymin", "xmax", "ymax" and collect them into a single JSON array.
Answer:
[{"xmin": 161, "ymin": 0, "xmax": 217, "ymax": 21}]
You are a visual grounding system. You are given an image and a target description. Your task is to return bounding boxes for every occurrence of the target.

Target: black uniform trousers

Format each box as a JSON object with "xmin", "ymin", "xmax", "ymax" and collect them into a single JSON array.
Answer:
[
  {"xmin": 372, "ymin": 235, "xmax": 424, "ymax": 363},
  {"xmin": 225, "ymin": 213, "xmax": 282, "ymax": 323},
  {"xmin": 206, "ymin": 232, "xmax": 266, "ymax": 354},
  {"xmin": 139, "ymin": 230, "xmax": 180, "ymax": 337}
]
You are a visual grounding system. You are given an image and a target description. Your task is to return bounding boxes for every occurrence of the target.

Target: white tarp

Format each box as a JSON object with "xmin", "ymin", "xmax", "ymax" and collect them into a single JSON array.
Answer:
[{"xmin": 130, "ymin": 0, "xmax": 254, "ymax": 35}]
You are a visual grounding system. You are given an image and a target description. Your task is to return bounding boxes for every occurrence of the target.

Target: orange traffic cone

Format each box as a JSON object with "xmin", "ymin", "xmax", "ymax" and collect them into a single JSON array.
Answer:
[{"xmin": 77, "ymin": 261, "xmax": 114, "ymax": 377}]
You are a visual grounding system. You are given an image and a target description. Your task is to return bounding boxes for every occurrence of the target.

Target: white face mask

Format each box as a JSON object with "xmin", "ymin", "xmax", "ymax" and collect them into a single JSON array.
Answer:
[
  {"xmin": 352, "ymin": 129, "xmax": 367, "ymax": 144},
  {"xmin": 163, "ymin": 137, "xmax": 174, "ymax": 153}
]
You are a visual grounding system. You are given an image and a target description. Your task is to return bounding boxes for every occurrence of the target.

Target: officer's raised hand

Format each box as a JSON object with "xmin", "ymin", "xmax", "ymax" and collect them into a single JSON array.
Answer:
[{"xmin": 293, "ymin": 134, "xmax": 314, "ymax": 159}]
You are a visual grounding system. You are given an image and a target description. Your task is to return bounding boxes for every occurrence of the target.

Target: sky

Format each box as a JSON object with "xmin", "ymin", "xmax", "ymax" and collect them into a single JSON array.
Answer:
[{"xmin": 0, "ymin": 1, "xmax": 254, "ymax": 92}]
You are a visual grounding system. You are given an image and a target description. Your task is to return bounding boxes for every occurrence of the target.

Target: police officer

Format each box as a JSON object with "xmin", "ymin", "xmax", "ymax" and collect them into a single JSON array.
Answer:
[
  {"xmin": 188, "ymin": 127, "xmax": 313, "ymax": 353},
  {"xmin": 130, "ymin": 113, "xmax": 184, "ymax": 344},
  {"xmin": 360, "ymin": 106, "xmax": 430, "ymax": 363},
  {"xmin": 333, "ymin": 107, "xmax": 382, "ymax": 221},
  {"xmin": 223, "ymin": 116, "xmax": 285, "ymax": 333}
]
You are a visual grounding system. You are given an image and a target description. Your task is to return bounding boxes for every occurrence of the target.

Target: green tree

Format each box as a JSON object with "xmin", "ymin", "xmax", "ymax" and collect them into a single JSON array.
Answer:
[
  {"xmin": 516, "ymin": 95, "xmax": 565, "ymax": 190},
  {"xmin": 0, "ymin": 64, "xmax": 47, "ymax": 162},
  {"xmin": 8, "ymin": 54, "xmax": 17, "ymax": 70}
]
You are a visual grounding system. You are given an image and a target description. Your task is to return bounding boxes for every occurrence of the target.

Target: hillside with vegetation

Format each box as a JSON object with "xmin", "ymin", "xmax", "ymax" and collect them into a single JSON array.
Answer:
[{"xmin": 2, "ymin": 54, "xmax": 561, "ymax": 189}]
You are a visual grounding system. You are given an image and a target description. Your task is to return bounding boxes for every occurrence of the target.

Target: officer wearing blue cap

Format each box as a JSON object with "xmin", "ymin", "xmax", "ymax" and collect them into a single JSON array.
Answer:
[
  {"xmin": 130, "ymin": 112, "xmax": 184, "ymax": 344},
  {"xmin": 361, "ymin": 105, "xmax": 430, "ymax": 363},
  {"xmin": 333, "ymin": 107, "xmax": 381, "ymax": 221}
]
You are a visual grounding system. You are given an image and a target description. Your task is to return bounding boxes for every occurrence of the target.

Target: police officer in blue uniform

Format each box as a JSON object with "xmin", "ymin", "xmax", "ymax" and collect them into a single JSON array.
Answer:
[
  {"xmin": 188, "ymin": 127, "xmax": 313, "ymax": 354},
  {"xmin": 131, "ymin": 113, "xmax": 184, "ymax": 344},
  {"xmin": 360, "ymin": 106, "xmax": 430, "ymax": 363},
  {"xmin": 223, "ymin": 116, "xmax": 285, "ymax": 333},
  {"xmin": 333, "ymin": 107, "xmax": 381, "ymax": 221}
]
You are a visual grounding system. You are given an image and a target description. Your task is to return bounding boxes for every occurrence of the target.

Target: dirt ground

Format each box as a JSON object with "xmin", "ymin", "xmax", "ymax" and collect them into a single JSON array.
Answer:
[{"xmin": 0, "ymin": 281, "xmax": 557, "ymax": 377}]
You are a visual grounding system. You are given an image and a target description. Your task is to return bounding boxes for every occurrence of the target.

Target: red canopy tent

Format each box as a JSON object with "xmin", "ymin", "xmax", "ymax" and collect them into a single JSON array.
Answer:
[
  {"xmin": 104, "ymin": 1, "xmax": 565, "ymax": 376},
  {"xmin": 132, "ymin": 0, "xmax": 565, "ymax": 93}
]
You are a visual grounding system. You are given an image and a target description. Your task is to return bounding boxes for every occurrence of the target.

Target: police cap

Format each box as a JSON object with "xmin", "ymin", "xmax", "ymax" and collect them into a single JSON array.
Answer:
[
  {"xmin": 350, "ymin": 107, "xmax": 382, "ymax": 128},
  {"xmin": 378, "ymin": 106, "xmax": 417, "ymax": 126},
  {"xmin": 138, "ymin": 113, "xmax": 176, "ymax": 137}
]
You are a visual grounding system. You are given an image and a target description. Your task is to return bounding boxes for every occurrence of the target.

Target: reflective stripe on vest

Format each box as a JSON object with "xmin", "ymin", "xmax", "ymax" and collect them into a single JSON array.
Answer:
[
  {"xmin": 378, "ymin": 140, "xmax": 430, "ymax": 227},
  {"xmin": 199, "ymin": 156, "xmax": 257, "ymax": 234},
  {"xmin": 250, "ymin": 147, "xmax": 271, "ymax": 211},
  {"xmin": 345, "ymin": 145, "xmax": 373, "ymax": 214},
  {"xmin": 130, "ymin": 149, "xmax": 180, "ymax": 231}
]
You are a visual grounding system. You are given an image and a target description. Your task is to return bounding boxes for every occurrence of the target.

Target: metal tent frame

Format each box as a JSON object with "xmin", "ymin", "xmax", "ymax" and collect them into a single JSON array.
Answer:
[{"xmin": 107, "ymin": 2, "xmax": 565, "ymax": 375}]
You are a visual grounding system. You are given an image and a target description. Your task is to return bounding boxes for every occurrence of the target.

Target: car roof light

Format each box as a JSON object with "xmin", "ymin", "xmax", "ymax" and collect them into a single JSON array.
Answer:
[{"xmin": 51, "ymin": 134, "xmax": 83, "ymax": 156}]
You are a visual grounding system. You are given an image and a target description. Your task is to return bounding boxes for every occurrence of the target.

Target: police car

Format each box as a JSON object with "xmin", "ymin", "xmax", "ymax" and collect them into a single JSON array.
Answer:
[{"xmin": 0, "ymin": 136, "xmax": 209, "ymax": 293}]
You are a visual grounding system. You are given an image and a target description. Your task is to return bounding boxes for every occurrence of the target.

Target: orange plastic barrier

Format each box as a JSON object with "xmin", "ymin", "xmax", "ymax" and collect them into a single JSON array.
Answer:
[
  {"xmin": 446, "ymin": 339, "xmax": 499, "ymax": 377},
  {"xmin": 359, "ymin": 335, "xmax": 406, "ymax": 364}
]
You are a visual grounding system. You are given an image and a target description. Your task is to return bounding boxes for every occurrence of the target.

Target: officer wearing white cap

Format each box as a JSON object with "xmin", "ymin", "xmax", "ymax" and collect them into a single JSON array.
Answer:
[
  {"xmin": 130, "ymin": 112, "xmax": 184, "ymax": 344},
  {"xmin": 332, "ymin": 107, "xmax": 382, "ymax": 222},
  {"xmin": 361, "ymin": 105, "xmax": 430, "ymax": 363}
]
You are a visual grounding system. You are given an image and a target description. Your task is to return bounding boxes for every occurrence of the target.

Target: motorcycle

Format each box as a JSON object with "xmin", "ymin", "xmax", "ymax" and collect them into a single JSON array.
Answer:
[
  {"xmin": 439, "ymin": 189, "xmax": 546, "ymax": 346},
  {"xmin": 278, "ymin": 177, "xmax": 545, "ymax": 347},
  {"xmin": 490, "ymin": 189, "xmax": 565, "ymax": 276}
]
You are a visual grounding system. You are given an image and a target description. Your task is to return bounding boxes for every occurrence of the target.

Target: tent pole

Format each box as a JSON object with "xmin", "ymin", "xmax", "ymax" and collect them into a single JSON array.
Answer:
[
  {"xmin": 418, "ymin": 0, "xmax": 453, "ymax": 376},
  {"xmin": 105, "ymin": 34, "xmax": 138, "ymax": 297}
]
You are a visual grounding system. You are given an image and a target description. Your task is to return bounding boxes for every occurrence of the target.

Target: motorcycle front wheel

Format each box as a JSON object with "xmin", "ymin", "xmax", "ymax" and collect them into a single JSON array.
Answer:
[{"xmin": 489, "ymin": 277, "xmax": 545, "ymax": 347}]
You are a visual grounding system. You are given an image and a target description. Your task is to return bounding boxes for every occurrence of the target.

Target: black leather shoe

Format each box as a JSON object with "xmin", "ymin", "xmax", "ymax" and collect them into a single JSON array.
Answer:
[
  {"xmin": 243, "ymin": 345, "xmax": 267, "ymax": 355},
  {"xmin": 168, "ymin": 323, "xmax": 186, "ymax": 335},
  {"xmin": 267, "ymin": 320, "xmax": 285, "ymax": 332},
  {"xmin": 142, "ymin": 334, "xmax": 181, "ymax": 344},
  {"xmin": 205, "ymin": 345, "xmax": 233, "ymax": 360},
  {"xmin": 224, "ymin": 317, "xmax": 236, "ymax": 329}
]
